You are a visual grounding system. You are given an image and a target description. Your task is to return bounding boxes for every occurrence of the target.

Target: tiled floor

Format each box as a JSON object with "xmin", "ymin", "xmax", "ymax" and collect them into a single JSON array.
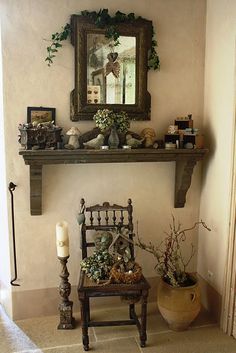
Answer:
[{"xmin": 1, "ymin": 302, "xmax": 236, "ymax": 353}]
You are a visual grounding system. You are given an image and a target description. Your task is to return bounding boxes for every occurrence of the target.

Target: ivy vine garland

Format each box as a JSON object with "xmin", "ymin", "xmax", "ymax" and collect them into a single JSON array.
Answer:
[
  {"xmin": 45, "ymin": 23, "xmax": 71, "ymax": 66},
  {"xmin": 45, "ymin": 9, "xmax": 160, "ymax": 70}
]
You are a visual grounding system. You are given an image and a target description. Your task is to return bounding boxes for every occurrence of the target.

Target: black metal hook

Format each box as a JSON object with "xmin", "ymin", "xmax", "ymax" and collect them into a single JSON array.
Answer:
[{"xmin": 8, "ymin": 182, "xmax": 20, "ymax": 286}]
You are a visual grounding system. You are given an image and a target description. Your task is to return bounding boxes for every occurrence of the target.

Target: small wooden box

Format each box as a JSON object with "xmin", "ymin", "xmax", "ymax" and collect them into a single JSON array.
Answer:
[
  {"xmin": 164, "ymin": 134, "xmax": 180, "ymax": 144},
  {"xmin": 19, "ymin": 127, "xmax": 63, "ymax": 150},
  {"xmin": 183, "ymin": 134, "xmax": 204, "ymax": 149},
  {"xmin": 175, "ymin": 118, "xmax": 193, "ymax": 130}
]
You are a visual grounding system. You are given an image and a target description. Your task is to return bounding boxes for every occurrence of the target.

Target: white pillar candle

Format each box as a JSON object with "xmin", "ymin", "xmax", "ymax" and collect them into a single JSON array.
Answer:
[{"xmin": 56, "ymin": 221, "xmax": 69, "ymax": 257}]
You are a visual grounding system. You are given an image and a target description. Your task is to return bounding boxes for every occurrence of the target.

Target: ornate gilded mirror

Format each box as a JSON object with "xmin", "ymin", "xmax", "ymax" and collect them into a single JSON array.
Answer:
[{"xmin": 70, "ymin": 15, "xmax": 153, "ymax": 121}]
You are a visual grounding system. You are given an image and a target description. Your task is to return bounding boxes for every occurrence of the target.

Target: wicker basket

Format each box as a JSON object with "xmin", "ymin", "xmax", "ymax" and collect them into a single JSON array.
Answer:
[{"xmin": 110, "ymin": 262, "xmax": 142, "ymax": 284}]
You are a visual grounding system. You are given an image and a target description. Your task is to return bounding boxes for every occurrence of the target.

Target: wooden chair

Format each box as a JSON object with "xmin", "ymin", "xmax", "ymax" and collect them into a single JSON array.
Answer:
[{"xmin": 77, "ymin": 198, "xmax": 150, "ymax": 351}]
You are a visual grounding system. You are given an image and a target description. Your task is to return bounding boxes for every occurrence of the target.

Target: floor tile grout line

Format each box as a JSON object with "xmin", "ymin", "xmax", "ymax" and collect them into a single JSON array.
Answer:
[
  {"xmin": 11, "ymin": 323, "xmax": 219, "ymax": 353},
  {"xmin": 14, "ymin": 335, "xmax": 147, "ymax": 353},
  {"xmin": 89, "ymin": 322, "xmax": 218, "ymax": 348},
  {"xmin": 134, "ymin": 336, "xmax": 143, "ymax": 353},
  {"xmin": 190, "ymin": 323, "xmax": 218, "ymax": 330},
  {"xmin": 42, "ymin": 343, "xmax": 82, "ymax": 351},
  {"xmin": 14, "ymin": 342, "xmax": 84, "ymax": 353},
  {"xmin": 95, "ymin": 334, "xmax": 137, "ymax": 343},
  {"xmin": 92, "ymin": 326, "xmax": 98, "ymax": 342},
  {"xmin": 13, "ymin": 350, "xmax": 42, "ymax": 353},
  {"xmin": 12, "ymin": 323, "xmax": 218, "ymax": 353},
  {"xmin": 145, "ymin": 323, "xmax": 217, "ymax": 337}
]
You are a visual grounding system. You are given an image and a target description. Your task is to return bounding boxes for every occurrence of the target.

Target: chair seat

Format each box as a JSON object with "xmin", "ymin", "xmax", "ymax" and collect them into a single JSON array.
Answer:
[{"xmin": 78, "ymin": 270, "xmax": 150, "ymax": 296}]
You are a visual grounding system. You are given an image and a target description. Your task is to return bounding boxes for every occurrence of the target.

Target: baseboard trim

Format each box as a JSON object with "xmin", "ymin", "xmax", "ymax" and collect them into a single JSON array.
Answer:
[
  {"xmin": 12, "ymin": 276, "xmax": 159, "ymax": 320},
  {"xmin": 0, "ymin": 279, "xmax": 12, "ymax": 318},
  {"xmin": 197, "ymin": 274, "xmax": 222, "ymax": 323},
  {"xmin": 12, "ymin": 275, "xmax": 221, "ymax": 321}
]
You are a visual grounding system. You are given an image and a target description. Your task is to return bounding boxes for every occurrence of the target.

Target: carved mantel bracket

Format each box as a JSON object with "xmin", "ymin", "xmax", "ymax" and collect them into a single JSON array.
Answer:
[
  {"xmin": 175, "ymin": 158, "xmax": 197, "ymax": 208},
  {"xmin": 19, "ymin": 149, "xmax": 208, "ymax": 215}
]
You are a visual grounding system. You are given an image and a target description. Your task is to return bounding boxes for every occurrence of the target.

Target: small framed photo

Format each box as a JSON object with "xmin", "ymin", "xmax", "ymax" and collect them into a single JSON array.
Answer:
[
  {"xmin": 27, "ymin": 106, "xmax": 56, "ymax": 124},
  {"xmin": 87, "ymin": 85, "xmax": 101, "ymax": 104}
]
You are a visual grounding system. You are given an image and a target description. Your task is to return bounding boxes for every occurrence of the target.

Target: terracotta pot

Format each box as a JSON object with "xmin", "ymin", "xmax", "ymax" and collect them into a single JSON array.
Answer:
[{"xmin": 157, "ymin": 276, "xmax": 201, "ymax": 331}]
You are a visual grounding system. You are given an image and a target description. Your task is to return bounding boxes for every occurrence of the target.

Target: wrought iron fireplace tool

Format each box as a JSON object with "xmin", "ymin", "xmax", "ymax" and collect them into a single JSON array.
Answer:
[{"xmin": 8, "ymin": 182, "xmax": 20, "ymax": 286}]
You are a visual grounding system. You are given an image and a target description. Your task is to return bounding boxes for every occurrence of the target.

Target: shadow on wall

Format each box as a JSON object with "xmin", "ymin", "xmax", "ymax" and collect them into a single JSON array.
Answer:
[
  {"xmin": 198, "ymin": 274, "xmax": 222, "ymax": 323},
  {"xmin": 201, "ymin": 119, "xmax": 216, "ymax": 188}
]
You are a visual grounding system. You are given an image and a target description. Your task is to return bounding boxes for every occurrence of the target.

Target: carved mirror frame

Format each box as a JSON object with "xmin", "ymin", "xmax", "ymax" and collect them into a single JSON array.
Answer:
[{"xmin": 70, "ymin": 15, "xmax": 152, "ymax": 121}]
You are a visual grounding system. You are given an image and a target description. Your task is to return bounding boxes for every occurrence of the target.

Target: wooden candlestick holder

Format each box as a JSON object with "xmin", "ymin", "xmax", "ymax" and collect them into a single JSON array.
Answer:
[{"xmin": 57, "ymin": 255, "xmax": 75, "ymax": 329}]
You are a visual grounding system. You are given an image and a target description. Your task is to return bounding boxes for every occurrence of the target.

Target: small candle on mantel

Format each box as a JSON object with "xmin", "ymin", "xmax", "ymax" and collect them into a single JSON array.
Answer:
[{"xmin": 56, "ymin": 221, "xmax": 69, "ymax": 258}]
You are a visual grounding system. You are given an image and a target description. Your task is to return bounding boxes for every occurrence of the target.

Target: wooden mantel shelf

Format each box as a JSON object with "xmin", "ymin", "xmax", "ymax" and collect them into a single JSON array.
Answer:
[{"xmin": 19, "ymin": 148, "xmax": 208, "ymax": 215}]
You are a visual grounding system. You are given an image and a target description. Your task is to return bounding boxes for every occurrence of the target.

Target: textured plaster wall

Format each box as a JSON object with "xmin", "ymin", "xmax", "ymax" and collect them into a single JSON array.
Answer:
[
  {"xmin": 0, "ymin": 0, "xmax": 206, "ymax": 316},
  {"xmin": 0, "ymin": 21, "xmax": 12, "ymax": 317},
  {"xmin": 198, "ymin": 0, "xmax": 236, "ymax": 295}
]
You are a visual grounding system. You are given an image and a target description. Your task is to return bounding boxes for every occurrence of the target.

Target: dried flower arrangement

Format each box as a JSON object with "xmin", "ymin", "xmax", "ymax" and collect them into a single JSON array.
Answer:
[
  {"xmin": 135, "ymin": 216, "xmax": 211, "ymax": 287},
  {"xmin": 79, "ymin": 217, "xmax": 210, "ymax": 287},
  {"xmin": 93, "ymin": 109, "xmax": 130, "ymax": 133}
]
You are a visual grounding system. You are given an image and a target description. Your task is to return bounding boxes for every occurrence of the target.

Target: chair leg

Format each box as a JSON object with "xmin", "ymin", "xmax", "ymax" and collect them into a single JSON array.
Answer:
[
  {"xmin": 86, "ymin": 297, "xmax": 90, "ymax": 323},
  {"xmin": 129, "ymin": 303, "xmax": 135, "ymax": 319},
  {"xmin": 80, "ymin": 297, "xmax": 89, "ymax": 351},
  {"xmin": 140, "ymin": 290, "xmax": 148, "ymax": 348}
]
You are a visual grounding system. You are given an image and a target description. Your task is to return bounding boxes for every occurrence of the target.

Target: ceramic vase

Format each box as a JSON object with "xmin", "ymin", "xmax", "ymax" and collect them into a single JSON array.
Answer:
[
  {"xmin": 157, "ymin": 276, "xmax": 201, "ymax": 331},
  {"xmin": 108, "ymin": 126, "xmax": 119, "ymax": 149}
]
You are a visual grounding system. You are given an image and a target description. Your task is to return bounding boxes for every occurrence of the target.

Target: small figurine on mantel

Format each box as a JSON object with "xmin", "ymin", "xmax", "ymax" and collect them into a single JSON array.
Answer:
[
  {"xmin": 126, "ymin": 134, "xmax": 143, "ymax": 148},
  {"xmin": 64, "ymin": 127, "xmax": 81, "ymax": 149},
  {"xmin": 83, "ymin": 134, "xmax": 104, "ymax": 149},
  {"xmin": 140, "ymin": 128, "xmax": 157, "ymax": 148}
]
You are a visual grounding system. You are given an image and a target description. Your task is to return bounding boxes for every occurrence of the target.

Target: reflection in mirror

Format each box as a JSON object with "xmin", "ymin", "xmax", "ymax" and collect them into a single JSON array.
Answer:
[
  {"xmin": 87, "ymin": 34, "xmax": 136, "ymax": 105},
  {"xmin": 71, "ymin": 15, "xmax": 153, "ymax": 121}
]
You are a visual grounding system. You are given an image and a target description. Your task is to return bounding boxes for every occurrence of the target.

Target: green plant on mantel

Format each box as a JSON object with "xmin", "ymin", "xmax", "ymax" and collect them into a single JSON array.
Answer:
[
  {"xmin": 93, "ymin": 109, "xmax": 130, "ymax": 133},
  {"xmin": 45, "ymin": 8, "xmax": 160, "ymax": 70}
]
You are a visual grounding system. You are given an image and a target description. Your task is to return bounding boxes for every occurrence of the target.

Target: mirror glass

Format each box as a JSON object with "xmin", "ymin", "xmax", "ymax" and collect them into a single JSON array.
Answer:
[
  {"xmin": 70, "ymin": 15, "xmax": 152, "ymax": 121},
  {"xmin": 87, "ymin": 34, "xmax": 136, "ymax": 105}
]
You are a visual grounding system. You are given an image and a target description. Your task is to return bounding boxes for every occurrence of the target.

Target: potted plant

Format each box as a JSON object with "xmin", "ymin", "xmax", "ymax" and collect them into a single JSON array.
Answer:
[
  {"xmin": 135, "ymin": 216, "xmax": 211, "ymax": 331},
  {"xmin": 93, "ymin": 109, "xmax": 130, "ymax": 148}
]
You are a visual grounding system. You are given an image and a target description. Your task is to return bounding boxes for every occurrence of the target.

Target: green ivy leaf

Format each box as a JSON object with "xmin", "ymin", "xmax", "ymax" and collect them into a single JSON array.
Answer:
[{"xmin": 45, "ymin": 9, "xmax": 160, "ymax": 70}]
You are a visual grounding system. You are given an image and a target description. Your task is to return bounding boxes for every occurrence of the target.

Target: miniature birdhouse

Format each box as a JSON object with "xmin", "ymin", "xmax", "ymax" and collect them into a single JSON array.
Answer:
[{"xmin": 109, "ymin": 232, "xmax": 131, "ymax": 264}]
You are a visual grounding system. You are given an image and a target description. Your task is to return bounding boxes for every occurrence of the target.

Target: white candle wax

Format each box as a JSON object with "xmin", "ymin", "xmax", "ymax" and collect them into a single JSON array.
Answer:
[{"xmin": 56, "ymin": 221, "xmax": 69, "ymax": 257}]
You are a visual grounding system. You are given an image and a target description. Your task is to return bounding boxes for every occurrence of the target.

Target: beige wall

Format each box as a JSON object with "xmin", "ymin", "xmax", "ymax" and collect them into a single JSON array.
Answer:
[
  {"xmin": 0, "ymin": 21, "xmax": 12, "ymax": 317},
  {"xmin": 198, "ymin": 0, "xmax": 236, "ymax": 295},
  {"xmin": 0, "ymin": 0, "xmax": 206, "ymax": 318}
]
